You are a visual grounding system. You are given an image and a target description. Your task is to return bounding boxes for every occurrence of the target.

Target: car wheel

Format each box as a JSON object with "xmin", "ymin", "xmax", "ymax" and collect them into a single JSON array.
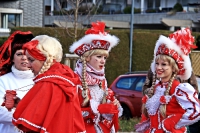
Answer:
[{"xmin": 121, "ymin": 105, "xmax": 132, "ymax": 120}]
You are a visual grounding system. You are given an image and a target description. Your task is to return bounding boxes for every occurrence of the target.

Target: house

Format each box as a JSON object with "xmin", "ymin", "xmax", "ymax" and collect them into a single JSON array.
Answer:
[
  {"xmin": 0, "ymin": 0, "xmax": 200, "ymax": 36},
  {"xmin": 44, "ymin": 0, "xmax": 200, "ymax": 31},
  {"xmin": 0, "ymin": 0, "xmax": 43, "ymax": 36}
]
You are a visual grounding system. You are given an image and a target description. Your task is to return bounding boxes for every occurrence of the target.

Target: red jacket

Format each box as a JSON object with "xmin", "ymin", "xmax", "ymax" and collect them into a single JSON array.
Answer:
[{"xmin": 13, "ymin": 62, "xmax": 86, "ymax": 133}]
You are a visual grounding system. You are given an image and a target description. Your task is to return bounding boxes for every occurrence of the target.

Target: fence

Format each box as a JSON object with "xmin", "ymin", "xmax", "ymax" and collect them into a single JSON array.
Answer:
[
  {"xmin": 64, "ymin": 53, "xmax": 79, "ymax": 70},
  {"xmin": 190, "ymin": 51, "xmax": 200, "ymax": 76}
]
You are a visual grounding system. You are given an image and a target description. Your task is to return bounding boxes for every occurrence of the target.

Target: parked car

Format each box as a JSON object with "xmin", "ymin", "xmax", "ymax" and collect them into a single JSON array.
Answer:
[
  {"xmin": 197, "ymin": 76, "xmax": 200, "ymax": 92},
  {"xmin": 109, "ymin": 71, "xmax": 147, "ymax": 119}
]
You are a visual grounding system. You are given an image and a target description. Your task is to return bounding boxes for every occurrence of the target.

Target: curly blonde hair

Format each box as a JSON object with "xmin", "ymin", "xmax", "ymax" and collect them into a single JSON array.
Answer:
[{"xmin": 32, "ymin": 35, "xmax": 63, "ymax": 75}]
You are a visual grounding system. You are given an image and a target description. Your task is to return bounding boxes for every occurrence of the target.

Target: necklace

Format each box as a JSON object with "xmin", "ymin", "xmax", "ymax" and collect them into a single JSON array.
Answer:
[{"xmin": 14, "ymin": 84, "xmax": 34, "ymax": 92}]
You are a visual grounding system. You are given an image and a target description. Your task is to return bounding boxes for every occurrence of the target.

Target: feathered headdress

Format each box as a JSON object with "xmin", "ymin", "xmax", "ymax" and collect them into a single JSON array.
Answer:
[
  {"xmin": 151, "ymin": 28, "xmax": 197, "ymax": 80},
  {"xmin": 69, "ymin": 21, "xmax": 119, "ymax": 56}
]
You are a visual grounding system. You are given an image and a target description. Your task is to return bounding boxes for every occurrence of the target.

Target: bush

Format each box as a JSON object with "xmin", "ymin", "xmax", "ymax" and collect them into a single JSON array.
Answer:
[
  {"xmin": 123, "ymin": 6, "xmax": 131, "ymax": 14},
  {"xmin": 173, "ymin": 2, "xmax": 183, "ymax": 12},
  {"xmin": 96, "ymin": 5, "xmax": 103, "ymax": 14},
  {"xmin": 135, "ymin": 8, "xmax": 141, "ymax": 13},
  {"xmin": 123, "ymin": 6, "xmax": 141, "ymax": 14},
  {"xmin": 0, "ymin": 37, "xmax": 8, "ymax": 46},
  {"xmin": 146, "ymin": 9, "xmax": 156, "ymax": 13},
  {"xmin": 6, "ymin": 27, "xmax": 200, "ymax": 85}
]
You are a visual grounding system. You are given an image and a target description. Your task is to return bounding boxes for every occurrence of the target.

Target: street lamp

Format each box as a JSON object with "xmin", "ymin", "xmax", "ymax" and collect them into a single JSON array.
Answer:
[{"xmin": 129, "ymin": 0, "xmax": 134, "ymax": 72}]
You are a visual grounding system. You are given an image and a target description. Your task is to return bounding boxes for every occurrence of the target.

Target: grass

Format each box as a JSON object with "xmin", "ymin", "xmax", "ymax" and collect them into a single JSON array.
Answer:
[{"xmin": 119, "ymin": 117, "xmax": 140, "ymax": 132}]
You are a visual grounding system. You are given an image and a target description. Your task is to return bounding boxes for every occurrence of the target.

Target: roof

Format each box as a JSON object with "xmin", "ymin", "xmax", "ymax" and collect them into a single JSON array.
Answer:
[
  {"xmin": 101, "ymin": 19, "xmax": 130, "ymax": 29},
  {"xmin": 161, "ymin": 18, "xmax": 192, "ymax": 27},
  {"xmin": 53, "ymin": 20, "xmax": 83, "ymax": 28}
]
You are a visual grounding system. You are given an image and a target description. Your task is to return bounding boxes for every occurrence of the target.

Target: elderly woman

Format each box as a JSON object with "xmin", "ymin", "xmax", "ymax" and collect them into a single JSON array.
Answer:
[
  {"xmin": 12, "ymin": 35, "xmax": 85, "ymax": 133},
  {"xmin": 0, "ymin": 31, "xmax": 34, "ymax": 133}
]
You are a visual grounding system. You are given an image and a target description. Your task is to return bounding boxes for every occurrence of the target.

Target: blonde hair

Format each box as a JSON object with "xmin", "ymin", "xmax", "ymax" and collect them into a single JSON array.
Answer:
[
  {"xmin": 142, "ymin": 54, "xmax": 179, "ymax": 118},
  {"xmin": 32, "ymin": 35, "xmax": 63, "ymax": 74}
]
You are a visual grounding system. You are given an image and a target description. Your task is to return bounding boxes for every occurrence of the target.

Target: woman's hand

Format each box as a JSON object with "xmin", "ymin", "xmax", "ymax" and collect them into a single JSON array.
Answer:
[
  {"xmin": 112, "ymin": 99, "xmax": 120, "ymax": 108},
  {"xmin": 13, "ymin": 96, "xmax": 21, "ymax": 108}
]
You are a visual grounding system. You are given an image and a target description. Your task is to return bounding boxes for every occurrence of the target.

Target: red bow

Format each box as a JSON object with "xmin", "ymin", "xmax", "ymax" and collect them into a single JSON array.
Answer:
[
  {"xmin": 23, "ymin": 40, "xmax": 46, "ymax": 61},
  {"xmin": 85, "ymin": 21, "xmax": 109, "ymax": 35}
]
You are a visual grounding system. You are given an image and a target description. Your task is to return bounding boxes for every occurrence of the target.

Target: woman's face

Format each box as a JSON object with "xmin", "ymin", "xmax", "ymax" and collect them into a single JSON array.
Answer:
[
  {"xmin": 12, "ymin": 49, "xmax": 30, "ymax": 71},
  {"xmin": 155, "ymin": 59, "xmax": 173, "ymax": 82},
  {"xmin": 87, "ymin": 54, "xmax": 107, "ymax": 71},
  {"xmin": 26, "ymin": 51, "xmax": 45, "ymax": 76}
]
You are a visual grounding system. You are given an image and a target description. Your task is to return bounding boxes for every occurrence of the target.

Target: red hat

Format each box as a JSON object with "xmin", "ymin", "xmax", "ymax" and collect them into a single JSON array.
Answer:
[
  {"xmin": 69, "ymin": 21, "xmax": 119, "ymax": 56},
  {"xmin": 0, "ymin": 31, "xmax": 33, "ymax": 75},
  {"xmin": 151, "ymin": 28, "xmax": 197, "ymax": 80}
]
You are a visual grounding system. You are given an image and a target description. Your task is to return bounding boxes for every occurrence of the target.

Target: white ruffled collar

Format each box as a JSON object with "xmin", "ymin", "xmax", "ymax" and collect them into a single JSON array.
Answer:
[{"xmin": 11, "ymin": 65, "xmax": 34, "ymax": 79}]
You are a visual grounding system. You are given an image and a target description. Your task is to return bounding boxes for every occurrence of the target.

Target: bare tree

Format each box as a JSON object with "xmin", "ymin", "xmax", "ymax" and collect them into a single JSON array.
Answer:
[{"xmin": 54, "ymin": 0, "xmax": 103, "ymax": 41}]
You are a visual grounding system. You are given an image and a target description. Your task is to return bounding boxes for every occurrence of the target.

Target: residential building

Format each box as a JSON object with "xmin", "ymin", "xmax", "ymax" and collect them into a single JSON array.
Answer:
[
  {"xmin": 0, "ymin": 0, "xmax": 43, "ymax": 36},
  {"xmin": 45, "ymin": 0, "xmax": 200, "ymax": 31}
]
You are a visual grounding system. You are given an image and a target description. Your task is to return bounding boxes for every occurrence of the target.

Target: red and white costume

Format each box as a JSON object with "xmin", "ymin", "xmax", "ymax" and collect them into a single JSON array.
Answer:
[
  {"xmin": 136, "ymin": 80, "xmax": 200, "ymax": 133},
  {"xmin": 75, "ymin": 60, "xmax": 123, "ymax": 133},
  {"xmin": 135, "ymin": 28, "xmax": 200, "ymax": 133},
  {"xmin": 70, "ymin": 21, "xmax": 122, "ymax": 133}
]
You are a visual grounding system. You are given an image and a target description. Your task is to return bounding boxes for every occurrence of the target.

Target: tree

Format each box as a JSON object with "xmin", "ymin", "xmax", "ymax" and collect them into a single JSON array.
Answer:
[
  {"xmin": 173, "ymin": 2, "xmax": 183, "ymax": 12},
  {"xmin": 54, "ymin": 0, "xmax": 103, "ymax": 41}
]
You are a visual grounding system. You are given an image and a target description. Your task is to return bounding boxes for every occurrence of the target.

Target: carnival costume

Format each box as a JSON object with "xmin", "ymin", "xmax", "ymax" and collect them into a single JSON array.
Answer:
[
  {"xmin": 12, "ymin": 35, "xmax": 86, "ymax": 133},
  {"xmin": 70, "ymin": 21, "xmax": 123, "ymax": 133},
  {"xmin": 0, "ymin": 31, "xmax": 34, "ymax": 133},
  {"xmin": 135, "ymin": 28, "xmax": 200, "ymax": 133}
]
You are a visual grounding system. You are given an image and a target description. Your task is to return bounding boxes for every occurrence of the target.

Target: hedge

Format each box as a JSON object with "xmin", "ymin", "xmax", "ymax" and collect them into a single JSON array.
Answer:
[{"xmin": 1, "ymin": 27, "xmax": 200, "ymax": 85}]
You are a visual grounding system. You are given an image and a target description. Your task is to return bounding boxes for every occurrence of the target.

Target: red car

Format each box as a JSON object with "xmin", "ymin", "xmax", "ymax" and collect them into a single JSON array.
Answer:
[{"xmin": 109, "ymin": 71, "xmax": 147, "ymax": 119}]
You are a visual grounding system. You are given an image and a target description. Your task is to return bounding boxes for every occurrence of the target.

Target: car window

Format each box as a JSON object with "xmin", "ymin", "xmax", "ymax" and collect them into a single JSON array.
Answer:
[
  {"xmin": 116, "ymin": 77, "xmax": 137, "ymax": 90},
  {"xmin": 196, "ymin": 77, "xmax": 200, "ymax": 92},
  {"xmin": 135, "ymin": 77, "xmax": 146, "ymax": 91}
]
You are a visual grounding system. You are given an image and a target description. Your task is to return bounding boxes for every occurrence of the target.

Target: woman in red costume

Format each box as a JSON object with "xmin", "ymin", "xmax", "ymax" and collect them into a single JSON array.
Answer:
[
  {"xmin": 69, "ymin": 21, "xmax": 123, "ymax": 133},
  {"xmin": 12, "ymin": 35, "xmax": 86, "ymax": 133},
  {"xmin": 135, "ymin": 28, "xmax": 200, "ymax": 133}
]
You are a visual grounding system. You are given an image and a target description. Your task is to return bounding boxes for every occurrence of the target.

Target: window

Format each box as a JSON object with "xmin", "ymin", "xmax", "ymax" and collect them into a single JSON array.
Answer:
[
  {"xmin": 59, "ymin": 0, "xmax": 67, "ymax": 8},
  {"xmin": 135, "ymin": 77, "xmax": 146, "ymax": 91},
  {"xmin": 1, "ymin": 14, "xmax": 20, "ymax": 29},
  {"xmin": 106, "ymin": 0, "xmax": 111, "ymax": 4},
  {"xmin": 45, "ymin": 6, "xmax": 51, "ymax": 15},
  {"xmin": 116, "ymin": 77, "xmax": 137, "ymax": 90},
  {"xmin": 155, "ymin": 0, "xmax": 160, "ymax": 8},
  {"xmin": 196, "ymin": 77, "xmax": 200, "ymax": 92},
  {"xmin": 147, "ymin": 0, "xmax": 153, "ymax": 8}
]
